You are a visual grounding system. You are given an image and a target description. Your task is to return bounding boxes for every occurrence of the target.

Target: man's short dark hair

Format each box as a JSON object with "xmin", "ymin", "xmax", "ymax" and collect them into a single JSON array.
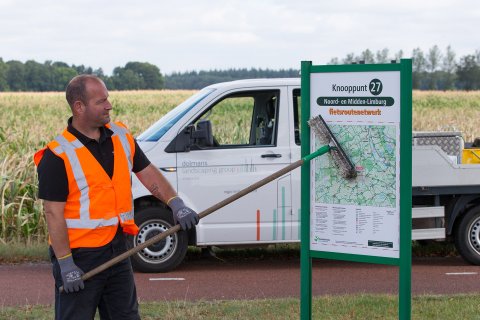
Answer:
[{"xmin": 66, "ymin": 75, "xmax": 103, "ymax": 108}]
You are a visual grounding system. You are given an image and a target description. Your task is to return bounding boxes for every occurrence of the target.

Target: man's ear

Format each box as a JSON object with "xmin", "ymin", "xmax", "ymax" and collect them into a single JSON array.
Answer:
[{"xmin": 72, "ymin": 100, "xmax": 84, "ymax": 116}]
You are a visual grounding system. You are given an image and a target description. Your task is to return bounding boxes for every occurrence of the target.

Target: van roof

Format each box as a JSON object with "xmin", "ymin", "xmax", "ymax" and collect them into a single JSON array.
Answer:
[{"xmin": 205, "ymin": 78, "xmax": 300, "ymax": 89}]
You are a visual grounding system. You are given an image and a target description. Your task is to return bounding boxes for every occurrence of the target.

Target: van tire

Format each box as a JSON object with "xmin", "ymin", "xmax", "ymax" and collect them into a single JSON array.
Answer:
[
  {"xmin": 129, "ymin": 207, "xmax": 188, "ymax": 272},
  {"xmin": 454, "ymin": 205, "xmax": 480, "ymax": 265}
]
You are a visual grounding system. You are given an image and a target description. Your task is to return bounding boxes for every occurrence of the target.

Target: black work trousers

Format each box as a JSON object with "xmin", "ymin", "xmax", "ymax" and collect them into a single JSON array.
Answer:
[{"xmin": 49, "ymin": 229, "xmax": 140, "ymax": 320}]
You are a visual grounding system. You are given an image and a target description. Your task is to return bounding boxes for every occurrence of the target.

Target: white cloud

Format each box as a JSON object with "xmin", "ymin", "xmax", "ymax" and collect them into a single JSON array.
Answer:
[{"xmin": 0, "ymin": 0, "xmax": 479, "ymax": 74}]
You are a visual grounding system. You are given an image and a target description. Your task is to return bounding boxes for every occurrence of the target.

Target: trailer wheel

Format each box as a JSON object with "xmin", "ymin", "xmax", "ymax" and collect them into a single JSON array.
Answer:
[
  {"xmin": 454, "ymin": 205, "xmax": 480, "ymax": 265},
  {"xmin": 129, "ymin": 207, "xmax": 188, "ymax": 272}
]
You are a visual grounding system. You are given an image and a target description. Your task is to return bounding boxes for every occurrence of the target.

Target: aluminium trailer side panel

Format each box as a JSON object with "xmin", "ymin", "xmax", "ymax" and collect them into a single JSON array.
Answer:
[{"xmin": 413, "ymin": 146, "xmax": 480, "ymax": 188}]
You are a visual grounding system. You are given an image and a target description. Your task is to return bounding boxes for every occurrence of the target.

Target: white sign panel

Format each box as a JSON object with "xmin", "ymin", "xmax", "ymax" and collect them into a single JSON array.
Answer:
[{"xmin": 310, "ymin": 71, "xmax": 401, "ymax": 258}]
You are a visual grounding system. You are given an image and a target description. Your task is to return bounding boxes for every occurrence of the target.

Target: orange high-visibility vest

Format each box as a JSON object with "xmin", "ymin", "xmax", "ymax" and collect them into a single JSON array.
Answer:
[{"xmin": 34, "ymin": 121, "xmax": 139, "ymax": 248}]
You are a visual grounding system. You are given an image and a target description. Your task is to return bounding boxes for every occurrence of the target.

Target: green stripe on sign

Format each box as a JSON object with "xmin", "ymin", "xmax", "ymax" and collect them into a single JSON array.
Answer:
[
  {"xmin": 282, "ymin": 187, "xmax": 285, "ymax": 240},
  {"xmin": 298, "ymin": 209, "xmax": 301, "ymax": 240},
  {"xmin": 273, "ymin": 209, "xmax": 277, "ymax": 240}
]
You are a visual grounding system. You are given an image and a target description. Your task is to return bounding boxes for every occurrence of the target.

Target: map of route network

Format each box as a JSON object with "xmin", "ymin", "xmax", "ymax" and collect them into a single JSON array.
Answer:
[{"xmin": 314, "ymin": 124, "xmax": 397, "ymax": 208}]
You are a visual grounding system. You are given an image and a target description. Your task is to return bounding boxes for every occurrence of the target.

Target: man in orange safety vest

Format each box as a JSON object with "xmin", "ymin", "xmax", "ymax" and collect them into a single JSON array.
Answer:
[{"xmin": 35, "ymin": 74, "xmax": 199, "ymax": 320}]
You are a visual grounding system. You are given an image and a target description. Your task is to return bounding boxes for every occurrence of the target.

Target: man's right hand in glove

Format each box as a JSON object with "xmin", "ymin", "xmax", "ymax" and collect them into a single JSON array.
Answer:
[
  {"xmin": 57, "ymin": 254, "xmax": 85, "ymax": 293},
  {"xmin": 168, "ymin": 196, "xmax": 199, "ymax": 231}
]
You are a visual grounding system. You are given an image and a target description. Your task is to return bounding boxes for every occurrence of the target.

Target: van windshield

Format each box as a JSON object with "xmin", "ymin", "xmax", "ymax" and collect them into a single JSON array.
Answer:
[{"xmin": 137, "ymin": 88, "xmax": 215, "ymax": 142}]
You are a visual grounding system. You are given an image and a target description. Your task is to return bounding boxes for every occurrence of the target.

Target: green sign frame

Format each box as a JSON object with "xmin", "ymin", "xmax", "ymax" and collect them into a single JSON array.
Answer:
[{"xmin": 300, "ymin": 60, "xmax": 412, "ymax": 320}]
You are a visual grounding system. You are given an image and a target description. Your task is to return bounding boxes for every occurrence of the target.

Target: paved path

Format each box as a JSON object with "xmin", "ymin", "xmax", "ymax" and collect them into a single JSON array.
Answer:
[{"xmin": 1, "ymin": 256, "xmax": 479, "ymax": 307}]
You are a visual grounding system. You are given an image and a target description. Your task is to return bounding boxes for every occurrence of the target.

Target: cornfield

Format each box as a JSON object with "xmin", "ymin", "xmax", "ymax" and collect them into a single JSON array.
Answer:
[
  {"xmin": 0, "ymin": 90, "xmax": 194, "ymax": 244},
  {"xmin": 0, "ymin": 90, "xmax": 479, "ymax": 244}
]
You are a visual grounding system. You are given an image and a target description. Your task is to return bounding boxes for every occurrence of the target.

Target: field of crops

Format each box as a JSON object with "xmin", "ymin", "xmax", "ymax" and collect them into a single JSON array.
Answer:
[{"xmin": 1, "ymin": 90, "xmax": 480, "ymax": 243}]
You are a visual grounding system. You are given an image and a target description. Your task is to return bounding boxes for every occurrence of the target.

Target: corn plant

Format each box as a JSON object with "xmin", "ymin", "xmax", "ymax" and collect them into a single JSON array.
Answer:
[{"xmin": 0, "ymin": 89, "xmax": 479, "ymax": 244}]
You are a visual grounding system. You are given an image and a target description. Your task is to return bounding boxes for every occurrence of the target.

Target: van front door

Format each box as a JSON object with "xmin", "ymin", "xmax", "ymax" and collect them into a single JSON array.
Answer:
[{"xmin": 176, "ymin": 89, "xmax": 292, "ymax": 245}]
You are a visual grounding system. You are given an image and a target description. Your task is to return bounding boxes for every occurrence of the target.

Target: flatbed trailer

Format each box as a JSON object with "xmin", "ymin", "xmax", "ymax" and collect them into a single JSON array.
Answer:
[{"xmin": 412, "ymin": 131, "xmax": 480, "ymax": 264}]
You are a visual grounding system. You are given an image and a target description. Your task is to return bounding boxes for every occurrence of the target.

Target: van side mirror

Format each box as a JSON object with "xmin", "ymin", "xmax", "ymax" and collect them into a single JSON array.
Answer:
[
  {"xmin": 165, "ymin": 120, "xmax": 214, "ymax": 153},
  {"xmin": 192, "ymin": 120, "xmax": 214, "ymax": 148},
  {"xmin": 165, "ymin": 125, "xmax": 194, "ymax": 153}
]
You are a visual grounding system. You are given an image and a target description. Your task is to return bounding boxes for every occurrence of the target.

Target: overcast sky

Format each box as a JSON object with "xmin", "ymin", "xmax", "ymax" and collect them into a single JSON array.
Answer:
[{"xmin": 0, "ymin": 0, "xmax": 478, "ymax": 75}]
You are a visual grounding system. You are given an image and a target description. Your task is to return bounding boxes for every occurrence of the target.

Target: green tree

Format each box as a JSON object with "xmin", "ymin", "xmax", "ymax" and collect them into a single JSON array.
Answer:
[
  {"xmin": 25, "ymin": 60, "xmax": 48, "ymax": 91},
  {"xmin": 102, "ymin": 77, "xmax": 115, "ymax": 90},
  {"xmin": 342, "ymin": 53, "xmax": 356, "ymax": 64},
  {"xmin": 327, "ymin": 57, "xmax": 340, "ymax": 65},
  {"xmin": 52, "ymin": 61, "xmax": 70, "ymax": 68},
  {"xmin": 456, "ymin": 55, "xmax": 480, "ymax": 90},
  {"xmin": 411, "ymin": 48, "xmax": 426, "ymax": 89},
  {"xmin": 394, "ymin": 50, "xmax": 404, "ymax": 62},
  {"xmin": 426, "ymin": 45, "xmax": 442, "ymax": 90},
  {"xmin": 112, "ymin": 67, "xmax": 144, "ymax": 90},
  {"xmin": 358, "ymin": 49, "xmax": 375, "ymax": 64},
  {"xmin": 0, "ymin": 58, "xmax": 9, "ymax": 91},
  {"xmin": 73, "ymin": 64, "xmax": 93, "ymax": 75},
  {"xmin": 426, "ymin": 45, "xmax": 442, "ymax": 72},
  {"xmin": 124, "ymin": 62, "xmax": 164, "ymax": 89},
  {"xmin": 6, "ymin": 60, "xmax": 27, "ymax": 91},
  {"xmin": 442, "ymin": 45, "xmax": 457, "ymax": 90},
  {"xmin": 52, "ymin": 66, "xmax": 77, "ymax": 91},
  {"xmin": 375, "ymin": 48, "xmax": 390, "ymax": 63}
]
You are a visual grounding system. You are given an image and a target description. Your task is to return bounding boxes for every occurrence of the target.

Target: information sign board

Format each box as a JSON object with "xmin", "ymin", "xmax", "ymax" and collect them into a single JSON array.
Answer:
[
  {"xmin": 310, "ymin": 71, "xmax": 401, "ymax": 259},
  {"xmin": 300, "ymin": 60, "xmax": 412, "ymax": 320}
]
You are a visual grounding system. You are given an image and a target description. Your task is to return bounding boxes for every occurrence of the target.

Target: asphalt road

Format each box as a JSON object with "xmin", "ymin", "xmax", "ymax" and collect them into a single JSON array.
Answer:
[{"xmin": 1, "ymin": 255, "xmax": 479, "ymax": 307}]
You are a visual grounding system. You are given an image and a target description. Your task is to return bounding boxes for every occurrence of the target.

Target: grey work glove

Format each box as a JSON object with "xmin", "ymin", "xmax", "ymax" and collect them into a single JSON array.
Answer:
[
  {"xmin": 169, "ymin": 197, "xmax": 199, "ymax": 231},
  {"xmin": 57, "ymin": 254, "xmax": 85, "ymax": 293}
]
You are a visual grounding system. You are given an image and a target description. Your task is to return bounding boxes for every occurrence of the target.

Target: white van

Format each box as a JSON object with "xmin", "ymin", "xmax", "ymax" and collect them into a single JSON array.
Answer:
[
  {"xmin": 130, "ymin": 78, "xmax": 480, "ymax": 272},
  {"xmin": 130, "ymin": 78, "xmax": 302, "ymax": 272}
]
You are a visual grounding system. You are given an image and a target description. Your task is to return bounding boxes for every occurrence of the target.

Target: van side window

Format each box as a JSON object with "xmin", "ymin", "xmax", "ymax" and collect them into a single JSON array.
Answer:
[
  {"xmin": 192, "ymin": 90, "xmax": 280, "ymax": 148},
  {"xmin": 293, "ymin": 88, "xmax": 301, "ymax": 145}
]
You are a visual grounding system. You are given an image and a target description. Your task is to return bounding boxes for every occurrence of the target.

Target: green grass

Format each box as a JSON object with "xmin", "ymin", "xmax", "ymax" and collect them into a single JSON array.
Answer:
[
  {"xmin": 0, "ymin": 241, "xmax": 49, "ymax": 263},
  {"xmin": 0, "ymin": 241, "xmax": 458, "ymax": 264},
  {"xmin": 1, "ymin": 294, "xmax": 479, "ymax": 319}
]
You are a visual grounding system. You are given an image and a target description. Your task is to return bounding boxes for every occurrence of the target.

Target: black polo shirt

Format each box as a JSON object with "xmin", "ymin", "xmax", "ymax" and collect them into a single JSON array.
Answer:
[{"xmin": 37, "ymin": 118, "xmax": 150, "ymax": 201}]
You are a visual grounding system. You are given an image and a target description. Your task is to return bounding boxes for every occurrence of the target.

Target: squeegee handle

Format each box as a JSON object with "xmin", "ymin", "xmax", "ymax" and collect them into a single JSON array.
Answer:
[
  {"xmin": 59, "ymin": 145, "xmax": 331, "ymax": 292},
  {"xmin": 303, "ymin": 145, "xmax": 330, "ymax": 162}
]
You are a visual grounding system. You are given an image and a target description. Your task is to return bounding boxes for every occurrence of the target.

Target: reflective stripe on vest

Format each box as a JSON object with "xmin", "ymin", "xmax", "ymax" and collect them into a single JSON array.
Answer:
[
  {"xmin": 53, "ymin": 134, "xmax": 119, "ymax": 229},
  {"xmin": 109, "ymin": 122, "xmax": 132, "ymax": 172},
  {"xmin": 119, "ymin": 210, "xmax": 134, "ymax": 223},
  {"xmin": 108, "ymin": 122, "xmax": 135, "ymax": 226}
]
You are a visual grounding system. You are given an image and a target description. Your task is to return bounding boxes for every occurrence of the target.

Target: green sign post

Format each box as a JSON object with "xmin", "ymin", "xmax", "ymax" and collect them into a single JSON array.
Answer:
[{"xmin": 300, "ymin": 60, "xmax": 412, "ymax": 319}]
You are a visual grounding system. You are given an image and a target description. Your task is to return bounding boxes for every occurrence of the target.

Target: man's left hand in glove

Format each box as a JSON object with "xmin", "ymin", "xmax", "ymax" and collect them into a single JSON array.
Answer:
[{"xmin": 168, "ymin": 197, "xmax": 199, "ymax": 231}]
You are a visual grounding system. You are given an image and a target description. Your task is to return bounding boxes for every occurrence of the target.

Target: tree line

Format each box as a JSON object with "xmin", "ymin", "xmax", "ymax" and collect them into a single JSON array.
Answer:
[
  {"xmin": 328, "ymin": 46, "xmax": 480, "ymax": 90},
  {"xmin": 0, "ymin": 60, "xmax": 164, "ymax": 91},
  {"xmin": 164, "ymin": 68, "xmax": 299, "ymax": 89},
  {"xmin": 0, "ymin": 45, "xmax": 479, "ymax": 91}
]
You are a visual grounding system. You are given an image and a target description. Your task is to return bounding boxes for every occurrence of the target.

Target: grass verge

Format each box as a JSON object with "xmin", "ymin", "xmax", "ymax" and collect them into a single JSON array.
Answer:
[
  {"xmin": 0, "ymin": 241, "xmax": 49, "ymax": 263},
  {"xmin": 1, "ymin": 294, "xmax": 479, "ymax": 319},
  {"xmin": 0, "ymin": 241, "xmax": 458, "ymax": 264}
]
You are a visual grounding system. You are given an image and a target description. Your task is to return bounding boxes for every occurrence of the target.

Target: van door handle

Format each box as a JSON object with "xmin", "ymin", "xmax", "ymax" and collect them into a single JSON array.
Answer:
[{"xmin": 261, "ymin": 153, "xmax": 282, "ymax": 158}]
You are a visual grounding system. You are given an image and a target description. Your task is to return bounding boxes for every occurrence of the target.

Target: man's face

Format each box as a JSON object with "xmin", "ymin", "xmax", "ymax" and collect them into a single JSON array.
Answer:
[{"xmin": 82, "ymin": 79, "xmax": 112, "ymax": 127}]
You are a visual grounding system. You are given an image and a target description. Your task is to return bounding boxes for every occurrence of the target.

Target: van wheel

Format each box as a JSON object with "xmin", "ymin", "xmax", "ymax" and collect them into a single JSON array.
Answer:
[
  {"xmin": 129, "ymin": 207, "xmax": 188, "ymax": 272},
  {"xmin": 454, "ymin": 205, "xmax": 480, "ymax": 265}
]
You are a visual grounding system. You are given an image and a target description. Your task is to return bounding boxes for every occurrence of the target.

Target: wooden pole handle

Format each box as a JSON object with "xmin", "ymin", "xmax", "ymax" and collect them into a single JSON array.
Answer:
[{"xmin": 59, "ymin": 159, "xmax": 305, "ymax": 293}]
